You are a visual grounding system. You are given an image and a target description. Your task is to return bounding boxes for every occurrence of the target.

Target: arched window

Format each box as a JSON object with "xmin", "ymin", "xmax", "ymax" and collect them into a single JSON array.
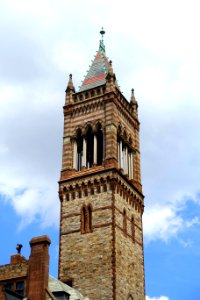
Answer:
[
  {"xmin": 81, "ymin": 204, "xmax": 92, "ymax": 234},
  {"xmin": 81, "ymin": 205, "xmax": 87, "ymax": 234},
  {"xmin": 127, "ymin": 295, "xmax": 134, "ymax": 300},
  {"xmin": 131, "ymin": 216, "xmax": 135, "ymax": 241},
  {"xmin": 117, "ymin": 126, "xmax": 133, "ymax": 179},
  {"xmin": 123, "ymin": 209, "xmax": 127, "ymax": 235}
]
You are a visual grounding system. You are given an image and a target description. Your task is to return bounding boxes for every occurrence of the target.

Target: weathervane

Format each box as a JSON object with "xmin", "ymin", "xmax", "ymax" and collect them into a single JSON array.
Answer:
[{"xmin": 100, "ymin": 27, "xmax": 105, "ymax": 42}]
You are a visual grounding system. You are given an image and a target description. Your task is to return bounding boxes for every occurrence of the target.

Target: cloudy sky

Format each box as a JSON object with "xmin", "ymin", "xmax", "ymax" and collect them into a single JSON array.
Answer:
[{"xmin": 1, "ymin": 0, "xmax": 200, "ymax": 299}]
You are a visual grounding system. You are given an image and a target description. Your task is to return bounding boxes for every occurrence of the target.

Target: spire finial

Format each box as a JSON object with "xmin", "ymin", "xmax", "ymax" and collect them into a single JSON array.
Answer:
[{"xmin": 100, "ymin": 27, "xmax": 105, "ymax": 42}]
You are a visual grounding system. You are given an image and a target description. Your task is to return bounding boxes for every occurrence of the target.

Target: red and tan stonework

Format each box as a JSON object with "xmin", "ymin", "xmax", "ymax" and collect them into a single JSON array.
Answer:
[
  {"xmin": 58, "ymin": 37, "xmax": 145, "ymax": 300},
  {"xmin": 0, "ymin": 235, "xmax": 51, "ymax": 300}
]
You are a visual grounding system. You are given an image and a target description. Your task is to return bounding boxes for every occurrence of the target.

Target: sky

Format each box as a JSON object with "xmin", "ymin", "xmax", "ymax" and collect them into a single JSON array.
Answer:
[{"xmin": 0, "ymin": 0, "xmax": 200, "ymax": 299}]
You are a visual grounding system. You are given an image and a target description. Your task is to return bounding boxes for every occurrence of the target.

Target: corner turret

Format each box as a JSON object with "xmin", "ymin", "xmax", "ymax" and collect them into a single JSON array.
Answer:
[{"xmin": 65, "ymin": 74, "xmax": 75, "ymax": 104}]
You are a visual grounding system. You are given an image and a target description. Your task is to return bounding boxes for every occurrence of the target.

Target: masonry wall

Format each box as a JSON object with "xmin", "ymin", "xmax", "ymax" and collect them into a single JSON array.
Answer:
[
  {"xmin": 114, "ymin": 192, "xmax": 145, "ymax": 300},
  {"xmin": 59, "ymin": 190, "xmax": 114, "ymax": 300},
  {"xmin": 0, "ymin": 259, "xmax": 28, "ymax": 281},
  {"xmin": 0, "ymin": 256, "xmax": 28, "ymax": 300}
]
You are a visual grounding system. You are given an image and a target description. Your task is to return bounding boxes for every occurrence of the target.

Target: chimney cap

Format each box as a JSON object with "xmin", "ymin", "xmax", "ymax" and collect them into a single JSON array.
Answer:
[{"xmin": 30, "ymin": 235, "xmax": 51, "ymax": 246}]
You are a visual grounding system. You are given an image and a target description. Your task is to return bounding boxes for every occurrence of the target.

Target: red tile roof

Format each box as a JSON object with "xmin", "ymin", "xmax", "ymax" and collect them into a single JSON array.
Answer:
[{"xmin": 79, "ymin": 41, "xmax": 109, "ymax": 92}]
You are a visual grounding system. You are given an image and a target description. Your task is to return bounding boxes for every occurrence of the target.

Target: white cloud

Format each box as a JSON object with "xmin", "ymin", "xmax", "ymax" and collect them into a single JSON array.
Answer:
[
  {"xmin": 0, "ymin": 182, "xmax": 59, "ymax": 230},
  {"xmin": 143, "ymin": 200, "xmax": 200, "ymax": 243},
  {"xmin": 146, "ymin": 296, "xmax": 169, "ymax": 300},
  {"xmin": 143, "ymin": 205, "xmax": 183, "ymax": 242},
  {"xmin": 0, "ymin": 0, "xmax": 200, "ymax": 238}
]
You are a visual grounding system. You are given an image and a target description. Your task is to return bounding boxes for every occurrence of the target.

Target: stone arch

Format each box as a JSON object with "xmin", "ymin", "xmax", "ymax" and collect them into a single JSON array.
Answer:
[
  {"xmin": 84, "ymin": 122, "xmax": 93, "ymax": 134},
  {"xmin": 128, "ymin": 135, "xmax": 133, "ymax": 146},
  {"xmin": 122, "ymin": 128, "xmax": 128, "ymax": 142},
  {"xmin": 117, "ymin": 123, "xmax": 122, "ymax": 137}
]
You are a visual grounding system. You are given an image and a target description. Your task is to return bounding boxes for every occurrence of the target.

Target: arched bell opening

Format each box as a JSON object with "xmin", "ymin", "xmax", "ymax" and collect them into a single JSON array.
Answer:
[
  {"xmin": 73, "ymin": 123, "xmax": 104, "ymax": 170},
  {"xmin": 117, "ymin": 125, "xmax": 134, "ymax": 180},
  {"xmin": 86, "ymin": 125, "xmax": 94, "ymax": 168},
  {"xmin": 76, "ymin": 129, "xmax": 83, "ymax": 171},
  {"xmin": 96, "ymin": 123, "xmax": 103, "ymax": 165}
]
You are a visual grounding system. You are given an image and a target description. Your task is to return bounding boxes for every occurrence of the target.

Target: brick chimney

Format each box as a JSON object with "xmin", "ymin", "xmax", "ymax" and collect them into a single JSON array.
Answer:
[{"xmin": 26, "ymin": 235, "xmax": 51, "ymax": 300}]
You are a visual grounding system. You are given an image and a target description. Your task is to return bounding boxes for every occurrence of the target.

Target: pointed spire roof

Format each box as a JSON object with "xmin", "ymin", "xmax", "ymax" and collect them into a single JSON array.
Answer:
[
  {"xmin": 79, "ymin": 29, "xmax": 110, "ymax": 92},
  {"xmin": 66, "ymin": 74, "xmax": 75, "ymax": 93},
  {"xmin": 130, "ymin": 88, "xmax": 137, "ymax": 104}
]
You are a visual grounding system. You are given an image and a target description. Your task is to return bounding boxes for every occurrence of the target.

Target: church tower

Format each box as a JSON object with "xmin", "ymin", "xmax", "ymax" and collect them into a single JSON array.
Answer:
[{"xmin": 58, "ymin": 30, "xmax": 145, "ymax": 300}]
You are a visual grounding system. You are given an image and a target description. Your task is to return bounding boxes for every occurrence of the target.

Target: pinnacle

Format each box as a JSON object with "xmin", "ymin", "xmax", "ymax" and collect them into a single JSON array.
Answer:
[
  {"xmin": 66, "ymin": 74, "xmax": 75, "ymax": 93},
  {"xmin": 130, "ymin": 88, "xmax": 137, "ymax": 104}
]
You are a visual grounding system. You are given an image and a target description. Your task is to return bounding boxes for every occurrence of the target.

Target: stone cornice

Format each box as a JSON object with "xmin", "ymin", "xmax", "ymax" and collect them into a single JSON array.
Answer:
[{"xmin": 59, "ymin": 166, "xmax": 143, "ymax": 197}]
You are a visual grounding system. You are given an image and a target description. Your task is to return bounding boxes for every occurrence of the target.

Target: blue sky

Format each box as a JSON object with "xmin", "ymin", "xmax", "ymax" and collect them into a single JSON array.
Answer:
[{"xmin": 0, "ymin": 1, "xmax": 200, "ymax": 299}]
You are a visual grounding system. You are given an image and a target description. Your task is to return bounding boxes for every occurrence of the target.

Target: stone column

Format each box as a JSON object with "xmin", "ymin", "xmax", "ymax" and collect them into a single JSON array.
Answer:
[
  {"xmin": 82, "ymin": 137, "xmax": 86, "ymax": 167},
  {"xmin": 118, "ymin": 142, "xmax": 120, "ymax": 168},
  {"xmin": 130, "ymin": 152, "xmax": 133, "ymax": 180},
  {"xmin": 128, "ymin": 152, "xmax": 131, "ymax": 177},
  {"xmin": 93, "ymin": 134, "xmax": 97, "ymax": 165},
  {"xmin": 126, "ymin": 148, "xmax": 129, "ymax": 175},
  {"xmin": 119, "ymin": 140, "xmax": 122, "ymax": 168},
  {"xmin": 124, "ymin": 146, "xmax": 128, "ymax": 174},
  {"xmin": 73, "ymin": 140, "xmax": 77, "ymax": 169}
]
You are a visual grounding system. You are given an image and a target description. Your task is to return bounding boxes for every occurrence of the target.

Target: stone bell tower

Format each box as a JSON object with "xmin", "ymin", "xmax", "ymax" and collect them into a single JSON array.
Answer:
[{"xmin": 58, "ymin": 30, "xmax": 145, "ymax": 300}]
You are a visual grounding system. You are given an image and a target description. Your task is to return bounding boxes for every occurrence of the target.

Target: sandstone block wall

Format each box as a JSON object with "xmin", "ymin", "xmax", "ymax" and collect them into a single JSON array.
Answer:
[
  {"xmin": 59, "ymin": 190, "xmax": 114, "ymax": 300},
  {"xmin": 114, "ymin": 192, "xmax": 145, "ymax": 300},
  {"xmin": 0, "ymin": 260, "xmax": 28, "ymax": 281}
]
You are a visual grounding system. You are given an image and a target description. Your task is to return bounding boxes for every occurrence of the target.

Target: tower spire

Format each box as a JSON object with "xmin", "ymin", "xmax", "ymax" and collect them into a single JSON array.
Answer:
[{"xmin": 79, "ymin": 28, "xmax": 108, "ymax": 92}]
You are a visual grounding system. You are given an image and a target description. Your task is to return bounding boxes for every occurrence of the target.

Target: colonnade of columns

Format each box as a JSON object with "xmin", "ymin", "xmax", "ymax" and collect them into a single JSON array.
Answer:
[
  {"xmin": 73, "ymin": 133, "xmax": 101, "ymax": 170},
  {"xmin": 118, "ymin": 141, "xmax": 133, "ymax": 179}
]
